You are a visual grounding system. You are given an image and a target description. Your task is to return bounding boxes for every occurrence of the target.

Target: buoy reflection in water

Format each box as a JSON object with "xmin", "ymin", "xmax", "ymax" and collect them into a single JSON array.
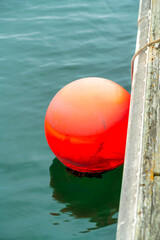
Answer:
[{"xmin": 49, "ymin": 158, "xmax": 123, "ymax": 232}]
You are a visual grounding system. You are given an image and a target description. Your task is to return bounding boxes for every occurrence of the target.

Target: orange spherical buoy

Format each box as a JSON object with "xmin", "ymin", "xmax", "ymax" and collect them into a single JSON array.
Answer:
[{"xmin": 45, "ymin": 77, "xmax": 130, "ymax": 173}]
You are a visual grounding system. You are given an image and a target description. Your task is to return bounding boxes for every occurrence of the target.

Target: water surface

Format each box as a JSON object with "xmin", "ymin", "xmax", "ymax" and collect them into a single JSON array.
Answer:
[{"xmin": 0, "ymin": 0, "xmax": 138, "ymax": 239}]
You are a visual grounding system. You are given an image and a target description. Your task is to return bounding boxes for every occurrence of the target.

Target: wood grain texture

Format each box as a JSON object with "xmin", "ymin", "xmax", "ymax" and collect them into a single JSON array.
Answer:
[
  {"xmin": 117, "ymin": 0, "xmax": 160, "ymax": 239},
  {"xmin": 151, "ymin": 177, "xmax": 160, "ymax": 239}
]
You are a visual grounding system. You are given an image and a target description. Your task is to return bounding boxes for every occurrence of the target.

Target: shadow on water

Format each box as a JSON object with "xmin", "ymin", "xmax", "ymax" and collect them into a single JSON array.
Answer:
[{"xmin": 49, "ymin": 158, "xmax": 123, "ymax": 231}]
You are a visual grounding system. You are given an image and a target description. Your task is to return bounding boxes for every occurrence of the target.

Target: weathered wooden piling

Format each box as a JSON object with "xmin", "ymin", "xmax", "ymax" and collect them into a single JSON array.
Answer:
[{"xmin": 116, "ymin": 0, "xmax": 160, "ymax": 239}]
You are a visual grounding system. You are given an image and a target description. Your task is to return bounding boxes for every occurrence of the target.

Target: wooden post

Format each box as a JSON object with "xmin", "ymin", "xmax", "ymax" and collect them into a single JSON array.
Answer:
[{"xmin": 116, "ymin": 0, "xmax": 160, "ymax": 239}]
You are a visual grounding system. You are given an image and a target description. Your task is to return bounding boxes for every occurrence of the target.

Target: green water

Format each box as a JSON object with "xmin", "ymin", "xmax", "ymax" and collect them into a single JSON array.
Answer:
[{"xmin": 0, "ymin": 0, "xmax": 138, "ymax": 239}]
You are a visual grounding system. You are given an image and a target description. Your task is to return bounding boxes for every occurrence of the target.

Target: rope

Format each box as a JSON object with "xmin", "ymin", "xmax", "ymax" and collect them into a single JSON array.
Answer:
[
  {"xmin": 137, "ymin": 14, "xmax": 149, "ymax": 27},
  {"xmin": 131, "ymin": 38, "xmax": 160, "ymax": 82}
]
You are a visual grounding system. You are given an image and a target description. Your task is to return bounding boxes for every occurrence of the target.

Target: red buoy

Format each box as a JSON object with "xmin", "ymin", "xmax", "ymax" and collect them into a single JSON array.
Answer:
[{"xmin": 45, "ymin": 77, "xmax": 130, "ymax": 173}]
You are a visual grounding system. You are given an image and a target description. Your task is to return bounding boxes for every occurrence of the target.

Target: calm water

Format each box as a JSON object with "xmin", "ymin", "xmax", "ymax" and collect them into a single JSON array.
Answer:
[{"xmin": 0, "ymin": 0, "xmax": 138, "ymax": 239}]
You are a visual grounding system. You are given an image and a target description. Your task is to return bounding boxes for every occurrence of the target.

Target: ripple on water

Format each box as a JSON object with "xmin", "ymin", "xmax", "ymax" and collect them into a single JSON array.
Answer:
[{"xmin": 0, "ymin": 0, "xmax": 138, "ymax": 239}]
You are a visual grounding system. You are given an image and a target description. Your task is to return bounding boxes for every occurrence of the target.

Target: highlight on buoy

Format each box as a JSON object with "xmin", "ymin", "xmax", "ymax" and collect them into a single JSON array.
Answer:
[{"xmin": 44, "ymin": 77, "xmax": 130, "ymax": 173}]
